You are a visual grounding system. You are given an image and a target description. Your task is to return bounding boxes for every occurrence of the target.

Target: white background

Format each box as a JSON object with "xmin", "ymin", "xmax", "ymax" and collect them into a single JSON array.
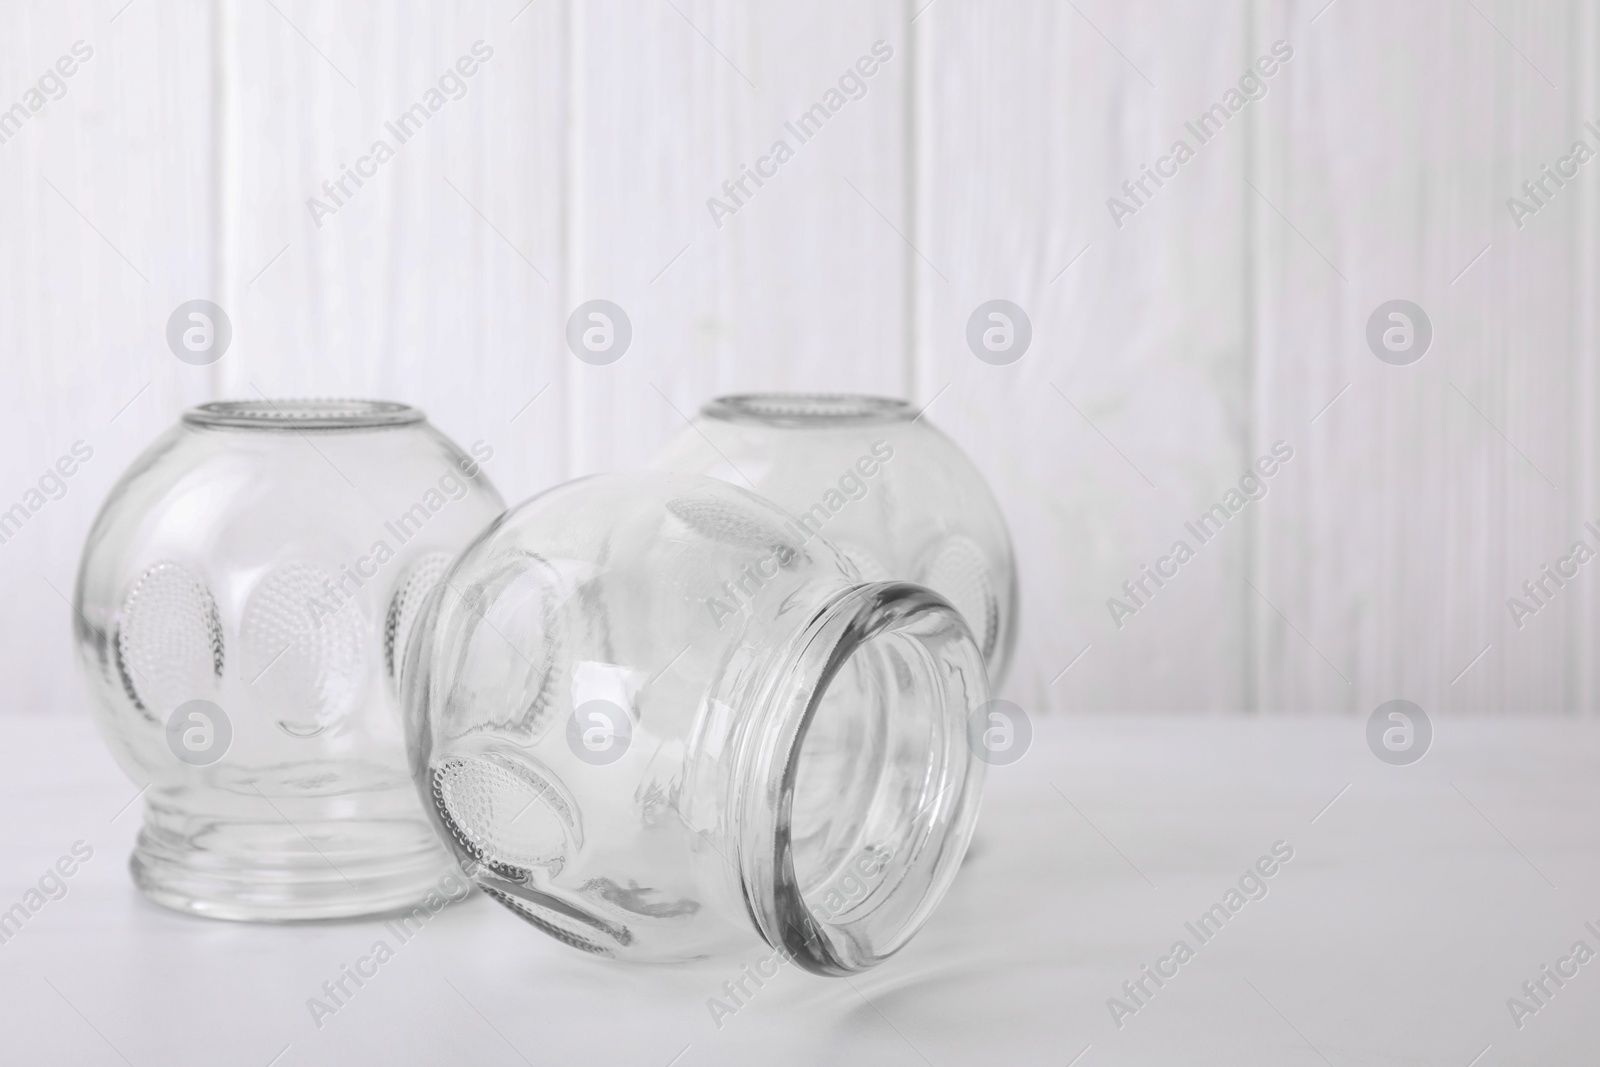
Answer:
[{"xmin": 2, "ymin": 0, "xmax": 1597, "ymax": 718}]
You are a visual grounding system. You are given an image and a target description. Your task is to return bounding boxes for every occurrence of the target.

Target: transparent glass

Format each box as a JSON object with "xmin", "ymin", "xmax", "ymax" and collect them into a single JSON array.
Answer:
[
  {"xmin": 404, "ymin": 472, "xmax": 988, "ymax": 974},
  {"xmin": 73, "ymin": 400, "xmax": 506, "ymax": 920},
  {"xmin": 652, "ymin": 393, "xmax": 1019, "ymax": 684}
]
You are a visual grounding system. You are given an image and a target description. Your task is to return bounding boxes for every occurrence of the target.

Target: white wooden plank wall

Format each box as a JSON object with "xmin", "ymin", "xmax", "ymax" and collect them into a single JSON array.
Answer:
[
  {"xmin": 565, "ymin": 0, "xmax": 910, "ymax": 477},
  {"xmin": 1251, "ymin": 0, "xmax": 1598, "ymax": 714},
  {"xmin": 219, "ymin": 0, "xmax": 572, "ymax": 491},
  {"xmin": 914, "ymin": 0, "xmax": 1255, "ymax": 715},
  {"xmin": 1, "ymin": 0, "xmax": 219, "ymax": 714},
  {"xmin": 1, "ymin": 0, "xmax": 1596, "ymax": 717}
]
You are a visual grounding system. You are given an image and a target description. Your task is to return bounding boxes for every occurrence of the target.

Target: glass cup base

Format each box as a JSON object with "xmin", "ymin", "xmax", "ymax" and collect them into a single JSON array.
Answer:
[{"xmin": 129, "ymin": 802, "xmax": 455, "ymax": 922}]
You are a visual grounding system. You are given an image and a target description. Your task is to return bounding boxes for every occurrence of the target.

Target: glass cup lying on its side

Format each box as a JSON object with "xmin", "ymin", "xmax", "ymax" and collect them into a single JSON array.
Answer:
[{"xmin": 405, "ymin": 471, "xmax": 989, "ymax": 974}]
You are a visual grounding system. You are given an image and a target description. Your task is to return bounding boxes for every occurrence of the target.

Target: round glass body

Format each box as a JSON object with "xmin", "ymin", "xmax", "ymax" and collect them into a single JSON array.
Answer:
[
  {"xmin": 73, "ymin": 400, "xmax": 506, "ymax": 920},
  {"xmin": 652, "ymin": 394, "xmax": 1018, "ymax": 684},
  {"xmin": 405, "ymin": 472, "xmax": 988, "ymax": 974}
]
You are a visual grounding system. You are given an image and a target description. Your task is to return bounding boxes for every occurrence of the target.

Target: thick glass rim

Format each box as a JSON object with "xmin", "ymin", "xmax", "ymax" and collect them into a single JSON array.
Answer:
[
  {"xmin": 183, "ymin": 399, "xmax": 425, "ymax": 431},
  {"xmin": 735, "ymin": 580, "xmax": 986, "ymax": 975},
  {"xmin": 702, "ymin": 393, "xmax": 914, "ymax": 426}
]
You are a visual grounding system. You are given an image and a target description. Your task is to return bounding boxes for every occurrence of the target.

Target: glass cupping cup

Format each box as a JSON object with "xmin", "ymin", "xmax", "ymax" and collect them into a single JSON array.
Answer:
[
  {"xmin": 652, "ymin": 394, "xmax": 1018, "ymax": 685},
  {"xmin": 73, "ymin": 400, "xmax": 506, "ymax": 920},
  {"xmin": 404, "ymin": 471, "xmax": 989, "ymax": 974}
]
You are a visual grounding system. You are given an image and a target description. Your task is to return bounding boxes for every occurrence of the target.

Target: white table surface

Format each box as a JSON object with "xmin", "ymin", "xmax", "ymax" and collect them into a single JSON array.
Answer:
[{"xmin": 1, "ymin": 713, "xmax": 1596, "ymax": 1066}]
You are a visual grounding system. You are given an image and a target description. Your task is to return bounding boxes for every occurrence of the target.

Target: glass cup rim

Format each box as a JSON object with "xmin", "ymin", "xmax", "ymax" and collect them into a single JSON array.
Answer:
[
  {"xmin": 183, "ymin": 398, "xmax": 425, "ymax": 431},
  {"xmin": 701, "ymin": 393, "xmax": 914, "ymax": 426},
  {"xmin": 734, "ymin": 579, "xmax": 987, "ymax": 975}
]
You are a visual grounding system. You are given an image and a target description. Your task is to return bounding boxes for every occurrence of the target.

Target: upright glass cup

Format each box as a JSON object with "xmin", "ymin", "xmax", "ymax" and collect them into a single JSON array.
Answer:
[
  {"xmin": 652, "ymin": 394, "xmax": 1018, "ymax": 684},
  {"xmin": 405, "ymin": 472, "xmax": 988, "ymax": 974},
  {"xmin": 73, "ymin": 400, "xmax": 506, "ymax": 920}
]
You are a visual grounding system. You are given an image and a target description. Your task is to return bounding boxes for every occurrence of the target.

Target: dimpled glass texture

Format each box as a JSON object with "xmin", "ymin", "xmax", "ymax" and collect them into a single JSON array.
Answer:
[
  {"xmin": 73, "ymin": 400, "xmax": 506, "ymax": 920},
  {"xmin": 404, "ymin": 472, "xmax": 988, "ymax": 974},
  {"xmin": 652, "ymin": 394, "xmax": 1019, "ymax": 685}
]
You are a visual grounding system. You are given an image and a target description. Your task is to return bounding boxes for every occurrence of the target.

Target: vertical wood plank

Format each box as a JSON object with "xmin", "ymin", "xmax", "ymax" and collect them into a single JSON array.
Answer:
[
  {"xmin": 566, "ymin": 0, "xmax": 912, "ymax": 479},
  {"xmin": 0, "ymin": 0, "xmax": 219, "ymax": 714},
  {"xmin": 218, "ymin": 0, "xmax": 572, "ymax": 507},
  {"xmin": 915, "ymin": 0, "xmax": 1255, "ymax": 713},
  {"xmin": 1574, "ymin": 0, "xmax": 1600, "ymax": 714},
  {"xmin": 1251, "ymin": 0, "xmax": 1596, "ymax": 714}
]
